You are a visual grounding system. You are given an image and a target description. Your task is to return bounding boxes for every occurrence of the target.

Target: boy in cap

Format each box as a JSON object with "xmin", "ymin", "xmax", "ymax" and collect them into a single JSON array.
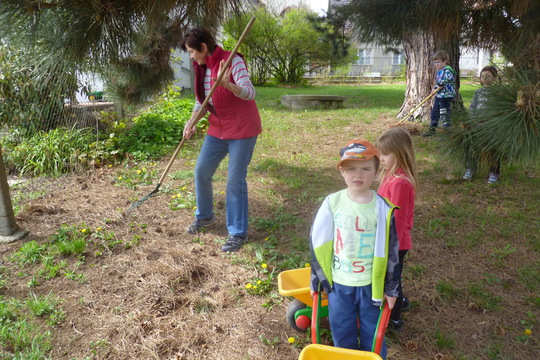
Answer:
[{"xmin": 309, "ymin": 139, "xmax": 400, "ymax": 359}]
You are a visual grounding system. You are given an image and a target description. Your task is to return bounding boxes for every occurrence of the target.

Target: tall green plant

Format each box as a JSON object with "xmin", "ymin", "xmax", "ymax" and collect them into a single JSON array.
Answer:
[
  {"xmin": 0, "ymin": 42, "xmax": 73, "ymax": 134},
  {"xmin": 223, "ymin": 7, "xmax": 354, "ymax": 85},
  {"xmin": 2, "ymin": 127, "xmax": 96, "ymax": 176}
]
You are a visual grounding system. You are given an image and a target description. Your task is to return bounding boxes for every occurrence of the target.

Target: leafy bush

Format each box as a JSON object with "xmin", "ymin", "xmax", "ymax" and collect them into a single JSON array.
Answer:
[
  {"xmin": 2, "ymin": 88, "xmax": 201, "ymax": 176},
  {"xmin": 2, "ymin": 127, "xmax": 97, "ymax": 177},
  {"xmin": 118, "ymin": 91, "xmax": 201, "ymax": 160}
]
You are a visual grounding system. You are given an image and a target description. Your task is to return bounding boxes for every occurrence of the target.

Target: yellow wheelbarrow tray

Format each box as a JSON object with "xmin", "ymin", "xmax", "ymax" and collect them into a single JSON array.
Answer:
[{"xmin": 299, "ymin": 344, "xmax": 383, "ymax": 360}]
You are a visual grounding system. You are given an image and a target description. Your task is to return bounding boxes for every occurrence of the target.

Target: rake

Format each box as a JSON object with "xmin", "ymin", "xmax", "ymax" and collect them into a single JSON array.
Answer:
[
  {"xmin": 125, "ymin": 16, "xmax": 256, "ymax": 214},
  {"xmin": 390, "ymin": 89, "xmax": 437, "ymax": 127}
]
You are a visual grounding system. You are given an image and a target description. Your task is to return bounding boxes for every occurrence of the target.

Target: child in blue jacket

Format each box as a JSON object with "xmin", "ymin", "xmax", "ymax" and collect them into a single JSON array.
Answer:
[{"xmin": 423, "ymin": 50, "xmax": 456, "ymax": 136}]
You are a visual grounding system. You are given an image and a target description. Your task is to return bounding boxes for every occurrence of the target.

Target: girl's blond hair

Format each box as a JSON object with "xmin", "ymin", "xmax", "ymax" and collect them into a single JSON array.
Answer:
[{"xmin": 376, "ymin": 127, "xmax": 418, "ymax": 190}]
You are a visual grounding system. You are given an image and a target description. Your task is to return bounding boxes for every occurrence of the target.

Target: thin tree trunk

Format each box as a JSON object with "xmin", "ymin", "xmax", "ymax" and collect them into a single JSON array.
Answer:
[{"xmin": 397, "ymin": 31, "xmax": 436, "ymax": 122}]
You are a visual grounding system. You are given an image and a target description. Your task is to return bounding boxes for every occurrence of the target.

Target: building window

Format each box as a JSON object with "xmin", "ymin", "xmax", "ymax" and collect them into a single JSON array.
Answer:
[
  {"xmin": 392, "ymin": 50, "xmax": 405, "ymax": 65},
  {"xmin": 357, "ymin": 49, "xmax": 372, "ymax": 65}
]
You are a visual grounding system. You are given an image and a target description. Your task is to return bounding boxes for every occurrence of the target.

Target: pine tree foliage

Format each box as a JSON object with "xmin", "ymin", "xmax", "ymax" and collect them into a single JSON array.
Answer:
[
  {"xmin": 342, "ymin": 0, "xmax": 539, "ymax": 63},
  {"xmin": 442, "ymin": 70, "xmax": 540, "ymax": 166},
  {"xmin": 340, "ymin": 0, "xmax": 539, "ymax": 163},
  {"xmin": 0, "ymin": 0, "xmax": 242, "ymax": 104}
]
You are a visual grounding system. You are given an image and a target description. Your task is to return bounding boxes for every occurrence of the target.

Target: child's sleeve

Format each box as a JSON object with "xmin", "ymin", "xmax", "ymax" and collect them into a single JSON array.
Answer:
[
  {"xmin": 384, "ymin": 212, "xmax": 400, "ymax": 297},
  {"xmin": 310, "ymin": 197, "xmax": 334, "ymax": 292}
]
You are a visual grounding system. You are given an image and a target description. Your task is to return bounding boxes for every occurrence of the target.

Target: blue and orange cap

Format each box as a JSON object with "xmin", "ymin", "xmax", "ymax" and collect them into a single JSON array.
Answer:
[{"xmin": 337, "ymin": 139, "xmax": 380, "ymax": 169}]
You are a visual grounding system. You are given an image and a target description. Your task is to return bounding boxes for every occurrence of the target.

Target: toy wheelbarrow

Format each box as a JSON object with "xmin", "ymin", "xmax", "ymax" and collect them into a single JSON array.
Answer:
[
  {"xmin": 278, "ymin": 267, "xmax": 329, "ymax": 333},
  {"xmin": 298, "ymin": 344, "xmax": 383, "ymax": 360},
  {"xmin": 278, "ymin": 267, "xmax": 391, "ymax": 354}
]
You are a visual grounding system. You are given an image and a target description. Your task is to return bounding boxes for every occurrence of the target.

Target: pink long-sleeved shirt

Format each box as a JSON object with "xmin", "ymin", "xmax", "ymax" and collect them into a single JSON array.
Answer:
[{"xmin": 378, "ymin": 168, "xmax": 415, "ymax": 250}]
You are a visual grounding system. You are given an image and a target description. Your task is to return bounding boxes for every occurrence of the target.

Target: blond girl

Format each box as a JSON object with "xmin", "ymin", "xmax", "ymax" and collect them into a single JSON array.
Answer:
[{"xmin": 376, "ymin": 127, "xmax": 418, "ymax": 330}]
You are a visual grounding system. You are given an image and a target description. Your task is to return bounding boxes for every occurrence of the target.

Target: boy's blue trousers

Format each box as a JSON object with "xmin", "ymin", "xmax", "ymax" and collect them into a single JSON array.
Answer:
[
  {"xmin": 328, "ymin": 282, "xmax": 387, "ymax": 359},
  {"xmin": 430, "ymin": 97, "xmax": 453, "ymax": 128}
]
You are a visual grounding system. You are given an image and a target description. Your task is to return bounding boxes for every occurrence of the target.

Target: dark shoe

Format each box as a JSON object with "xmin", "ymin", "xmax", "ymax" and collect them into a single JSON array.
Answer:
[
  {"xmin": 401, "ymin": 297, "xmax": 411, "ymax": 312},
  {"xmin": 222, "ymin": 235, "xmax": 248, "ymax": 252},
  {"xmin": 389, "ymin": 319, "xmax": 404, "ymax": 331},
  {"xmin": 421, "ymin": 127, "xmax": 436, "ymax": 137},
  {"xmin": 186, "ymin": 216, "xmax": 216, "ymax": 235}
]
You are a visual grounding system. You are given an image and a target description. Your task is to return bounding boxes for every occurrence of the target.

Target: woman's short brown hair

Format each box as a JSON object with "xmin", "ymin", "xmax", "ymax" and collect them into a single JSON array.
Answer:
[{"xmin": 181, "ymin": 27, "xmax": 216, "ymax": 53}]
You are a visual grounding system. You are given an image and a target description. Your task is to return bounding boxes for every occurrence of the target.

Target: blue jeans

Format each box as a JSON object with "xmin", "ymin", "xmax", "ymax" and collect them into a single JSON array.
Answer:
[
  {"xmin": 194, "ymin": 134, "xmax": 258, "ymax": 237},
  {"xmin": 328, "ymin": 283, "xmax": 387, "ymax": 359},
  {"xmin": 430, "ymin": 97, "xmax": 453, "ymax": 128}
]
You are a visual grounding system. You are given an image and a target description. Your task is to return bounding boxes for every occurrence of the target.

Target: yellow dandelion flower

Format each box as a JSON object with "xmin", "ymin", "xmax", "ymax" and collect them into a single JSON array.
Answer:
[
  {"xmin": 181, "ymin": 187, "xmax": 187, "ymax": 190},
  {"xmin": 264, "ymin": 237, "xmax": 269, "ymax": 241},
  {"xmin": 137, "ymin": 170, "xmax": 141, "ymax": 174},
  {"xmin": 142, "ymin": 168, "xmax": 147, "ymax": 171},
  {"xmin": 118, "ymin": 176, "xmax": 123, "ymax": 180},
  {"xmin": 288, "ymin": 337, "xmax": 295, "ymax": 344},
  {"xmin": 193, "ymin": 206, "xmax": 197, "ymax": 210},
  {"xmin": 220, "ymin": 191, "xmax": 225, "ymax": 194},
  {"xmin": 305, "ymin": 263, "xmax": 310, "ymax": 268},
  {"xmin": 261, "ymin": 263, "xmax": 268, "ymax": 269},
  {"xmin": 525, "ymin": 329, "xmax": 532, "ymax": 335},
  {"xmin": 81, "ymin": 229, "xmax": 87, "ymax": 233},
  {"xmin": 245, "ymin": 283, "xmax": 252, "ymax": 289},
  {"xmin": 257, "ymin": 280, "xmax": 262, "ymax": 285},
  {"xmin": 96, "ymin": 227, "xmax": 102, "ymax": 232},
  {"xmin": 253, "ymin": 285, "xmax": 257, "ymax": 289},
  {"xmin": 171, "ymin": 195, "xmax": 176, "ymax": 199},
  {"xmin": 108, "ymin": 164, "xmax": 112, "ymax": 168}
]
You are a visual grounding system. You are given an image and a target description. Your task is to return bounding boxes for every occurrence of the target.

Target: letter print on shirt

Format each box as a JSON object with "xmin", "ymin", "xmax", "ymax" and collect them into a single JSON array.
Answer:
[{"xmin": 332, "ymin": 211, "xmax": 377, "ymax": 286}]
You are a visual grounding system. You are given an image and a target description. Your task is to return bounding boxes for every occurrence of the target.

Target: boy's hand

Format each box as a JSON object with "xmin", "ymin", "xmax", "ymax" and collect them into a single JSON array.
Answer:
[
  {"xmin": 310, "ymin": 289, "xmax": 316, "ymax": 297},
  {"xmin": 384, "ymin": 295, "xmax": 397, "ymax": 310}
]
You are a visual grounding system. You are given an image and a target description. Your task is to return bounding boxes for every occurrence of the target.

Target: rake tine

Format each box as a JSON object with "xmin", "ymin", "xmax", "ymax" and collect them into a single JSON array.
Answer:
[{"xmin": 124, "ymin": 184, "xmax": 162, "ymax": 215}]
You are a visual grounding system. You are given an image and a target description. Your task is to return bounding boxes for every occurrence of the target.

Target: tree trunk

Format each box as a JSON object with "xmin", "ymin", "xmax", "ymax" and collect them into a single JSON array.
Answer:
[
  {"xmin": 397, "ymin": 31, "xmax": 436, "ymax": 122},
  {"xmin": 0, "ymin": 143, "xmax": 28, "ymax": 243}
]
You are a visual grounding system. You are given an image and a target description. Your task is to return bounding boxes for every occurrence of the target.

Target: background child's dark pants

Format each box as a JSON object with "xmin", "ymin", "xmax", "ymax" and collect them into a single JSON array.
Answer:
[
  {"xmin": 430, "ymin": 97, "xmax": 454, "ymax": 128},
  {"xmin": 391, "ymin": 249, "xmax": 408, "ymax": 321}
]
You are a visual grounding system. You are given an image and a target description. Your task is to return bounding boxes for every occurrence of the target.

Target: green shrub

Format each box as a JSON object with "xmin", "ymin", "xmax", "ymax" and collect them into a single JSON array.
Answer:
[
  {"xmin": 2, "ymin": 127, "xmax": 96, "ymax": 176},
  {"xmin": 118, "ymin": 93, "xmax": 201, "ymax": 160}
]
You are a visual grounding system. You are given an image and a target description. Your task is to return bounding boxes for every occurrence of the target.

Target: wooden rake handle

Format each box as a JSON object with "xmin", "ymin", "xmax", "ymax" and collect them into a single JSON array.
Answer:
[
  {"xmin": 392, "ymin": 89, "xmax": 437, "ymax": 127},
  {"xmin": 157, "ymin": 16, "xmax": 256, "ymax": 185}
]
